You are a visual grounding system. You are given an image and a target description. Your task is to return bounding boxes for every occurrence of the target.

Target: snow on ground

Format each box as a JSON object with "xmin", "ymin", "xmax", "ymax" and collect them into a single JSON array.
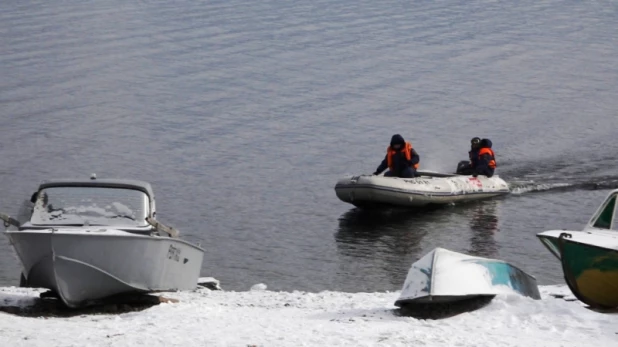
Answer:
[{"xmin": 0, "ymin": 285, "xmax": 616, "ymax": 347}]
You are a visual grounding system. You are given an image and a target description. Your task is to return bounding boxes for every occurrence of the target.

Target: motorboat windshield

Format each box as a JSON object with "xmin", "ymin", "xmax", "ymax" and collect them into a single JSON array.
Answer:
[{"xmin": 30, "ymin": 186, "xmax": 150, "ymax": 227}]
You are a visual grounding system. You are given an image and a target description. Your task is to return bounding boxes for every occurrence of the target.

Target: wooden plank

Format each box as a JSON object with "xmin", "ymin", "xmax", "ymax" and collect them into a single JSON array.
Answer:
[
  {"xmin": 0, "ymin": 212, "xmax": 21, "ymax": 228},
  {"xmin": 0, "ymin": 292, "xmax": 178, "ymax": 317},
  {"xmin": 145, "ymin": 217, "xmax": 179, "ymax": 238}
]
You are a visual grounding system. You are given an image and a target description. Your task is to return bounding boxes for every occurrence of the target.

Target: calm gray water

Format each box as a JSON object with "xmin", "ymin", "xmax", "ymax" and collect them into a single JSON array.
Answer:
[{"xmin": 1, "ymin": 0, "xmax": 618, "ymax": 292}]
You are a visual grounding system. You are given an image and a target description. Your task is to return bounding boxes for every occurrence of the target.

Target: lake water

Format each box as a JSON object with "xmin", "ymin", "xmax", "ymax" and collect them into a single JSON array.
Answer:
[{"xmin": 1, "ymin": 0, "xmax": 618, "ymax": 292}]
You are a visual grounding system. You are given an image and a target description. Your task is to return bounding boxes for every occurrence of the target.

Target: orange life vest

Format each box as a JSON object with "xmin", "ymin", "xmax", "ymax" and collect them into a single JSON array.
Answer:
[
  {"xmin": 387, "ymin": 142, "xmax": 419, "ymax": 170},
  {"xmin": 478, "ymin": 148, "xmax": 496, "ymax": 169}
]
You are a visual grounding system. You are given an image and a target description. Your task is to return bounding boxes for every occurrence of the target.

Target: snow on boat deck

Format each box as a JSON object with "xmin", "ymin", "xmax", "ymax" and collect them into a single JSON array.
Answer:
[
  {"xmin": 1, "ymin": 285, "xmax": 616, "ymax": 347},
  {"xmin": 539, "ymin": 229, "xmax": 618, "ymax": 250}
]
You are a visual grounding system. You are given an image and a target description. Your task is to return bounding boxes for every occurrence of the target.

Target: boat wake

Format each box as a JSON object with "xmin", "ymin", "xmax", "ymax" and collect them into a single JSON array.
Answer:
[
  {"xmin": 506, "ymin": 175, "xmax": 618, "ymax": 195},
  {"xmin": 494, "ymin": 152, "xmax": 618, "ymax": 196}
]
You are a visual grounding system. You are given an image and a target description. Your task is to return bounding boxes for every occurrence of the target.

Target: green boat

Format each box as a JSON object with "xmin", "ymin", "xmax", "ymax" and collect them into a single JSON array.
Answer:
[{"xmin": 537, "ymin": 189, "xmax": 618, "ymax": 309}]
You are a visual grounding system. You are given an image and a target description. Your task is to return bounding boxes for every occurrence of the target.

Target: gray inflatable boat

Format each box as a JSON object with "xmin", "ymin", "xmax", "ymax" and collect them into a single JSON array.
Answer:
[{"xmin": 334, "ymin": 171, "xmax": 510, "ymax": 209}]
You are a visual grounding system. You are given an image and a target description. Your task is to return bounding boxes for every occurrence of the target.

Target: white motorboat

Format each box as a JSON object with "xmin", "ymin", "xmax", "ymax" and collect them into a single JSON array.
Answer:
[
  {"xmin": 334, "ymin": 171, "xmax": 510, "ymax": 209},
  {"xmin": 1, "ymin": 175, "xmax": 204, "ymax": 308}
]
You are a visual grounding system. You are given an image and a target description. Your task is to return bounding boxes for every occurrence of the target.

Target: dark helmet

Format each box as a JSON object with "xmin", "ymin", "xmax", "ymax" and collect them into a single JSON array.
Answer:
[
  {"xmin": 480, "ymin": 138, "xmax": 492, "ymax": 148},
  {"xmin": 470, "ymin": 137, "xmax": 481, "ymax": 146},
  {"xmin": 390, "ymin": 134, "xmax": 405, "ymax": 146}
]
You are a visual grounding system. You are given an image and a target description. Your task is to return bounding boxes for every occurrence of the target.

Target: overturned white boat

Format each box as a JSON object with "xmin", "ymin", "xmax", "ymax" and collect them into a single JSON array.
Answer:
[
  {"xmin": 335, "ymin": 171, "xmax": 510, "ymax": 209},
  {"xmin": 394, "ymin": 247, "xmax": 540, "ymax": 308},
  {"xmin": 1, "ymin": 175, "xmax": 204, "ymax": 308}
]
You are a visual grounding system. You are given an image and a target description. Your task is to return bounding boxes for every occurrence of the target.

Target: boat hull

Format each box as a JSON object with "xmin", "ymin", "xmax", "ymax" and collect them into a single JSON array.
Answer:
[
  {"xmin": 335, "ymin": 174, "xmax": 509, "ymax": 208},
  {"xmin": 537, "ymin": 230, "xmax": 618, "ymax": 308},
  {"xmin": 5, "ymin": 228, "xmax": 204, "ymax": 308},
  {"xmin": 394, "ymin": 247, "xmax": 540, "ymax": 307}
]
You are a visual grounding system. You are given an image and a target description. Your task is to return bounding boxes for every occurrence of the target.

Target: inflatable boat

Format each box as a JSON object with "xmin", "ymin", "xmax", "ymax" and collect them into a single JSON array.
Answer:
[{"xmin": 334, "ymin": 170, "xmax": 510, "ymax": 209}]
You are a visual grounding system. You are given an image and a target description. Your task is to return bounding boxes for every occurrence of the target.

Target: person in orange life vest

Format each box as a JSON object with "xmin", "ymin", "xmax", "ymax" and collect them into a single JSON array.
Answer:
[
  {"xmin": 456, "ymin": 137, "xmax": 482, "ymax": 175},
  {"xmin": 373, "ymin": 134, "xmax": 420, "ymax": 178},
  {"xmin": 469, "ymin": 137, "xmax": 482, "ymax": 168},
  {"xmin": 473, "ymin": 138, "xmax": 496, "ymax": 178}
]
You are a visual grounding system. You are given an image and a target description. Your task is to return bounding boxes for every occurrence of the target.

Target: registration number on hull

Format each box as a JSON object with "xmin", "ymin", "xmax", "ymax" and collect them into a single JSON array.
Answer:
[
  {"xmin": 167, "ymin": 245, "xmax": 181, "ymax": 262},
  {"xmin": 404, "ymin": 179, "xmax": 431, "ymax": 185}
]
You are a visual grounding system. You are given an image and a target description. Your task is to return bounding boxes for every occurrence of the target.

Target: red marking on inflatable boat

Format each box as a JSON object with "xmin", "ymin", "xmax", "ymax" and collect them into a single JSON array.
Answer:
[{"xmin": 468, "ymin": 177, "xmax": 483, "ymax": 188}]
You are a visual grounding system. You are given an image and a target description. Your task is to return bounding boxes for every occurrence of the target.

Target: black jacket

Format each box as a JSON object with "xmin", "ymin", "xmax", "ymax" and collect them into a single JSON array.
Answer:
[{"xmin": 375, "ymin": 135, "xmax": 420, "ymax": 174}]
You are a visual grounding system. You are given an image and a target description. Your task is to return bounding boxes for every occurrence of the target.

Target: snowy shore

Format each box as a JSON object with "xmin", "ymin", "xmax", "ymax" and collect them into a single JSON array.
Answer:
[{"xmin": 0, "ymin": 284, "xmax": 616, "ymax": 347}]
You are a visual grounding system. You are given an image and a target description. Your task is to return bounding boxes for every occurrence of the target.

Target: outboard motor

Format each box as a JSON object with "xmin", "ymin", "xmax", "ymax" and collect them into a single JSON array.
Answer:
[{"xmin": 455, "ymin": 160, "xmax": 474, "ymax": 175}]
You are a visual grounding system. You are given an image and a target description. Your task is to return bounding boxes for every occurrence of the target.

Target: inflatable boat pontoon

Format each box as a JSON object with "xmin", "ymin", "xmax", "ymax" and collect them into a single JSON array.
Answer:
[{"xmin": 334, "ymin": 171, "xmax": 510, "ymax": 209}]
